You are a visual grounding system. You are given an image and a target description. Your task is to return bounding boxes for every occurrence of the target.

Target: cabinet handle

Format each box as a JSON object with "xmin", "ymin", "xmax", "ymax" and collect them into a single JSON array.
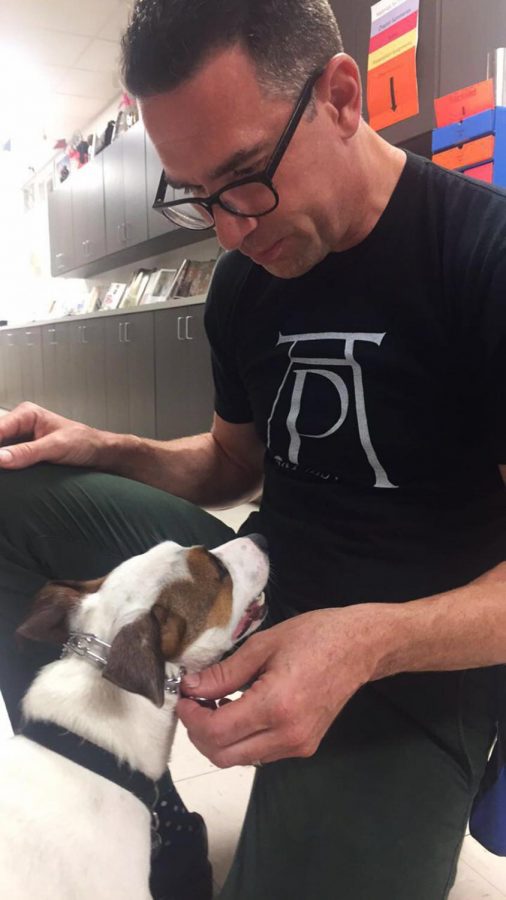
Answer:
[
  {"xmin": 7, "ymin": 333, "xmax": 14, "ymax": 348},
  {"xmin": 185, "ymin": 316, "xmax": 193, "ymax": 340},
  {"xmin": 81, "ymin": 325, "xmax": 88, "ymax": 344},
  {"xmin": 25, "ymin": 331, "xmax": 34, "ymax": 347},
  {"xmin": 48, "ymin": 328, "xmax": 57, "ymax": 345},
  {"xmin": 177, "ymin": 316, "xmax": 184, "ymax": 341},
  {"xmin": 55, "ymin": 252, "xmax": 65, "ymax": 271},
  {"xmin": 119, "ymin": 322, "xmax": 124, "ymax": 343},
  {"xmin": 123, "ymin": 322, "xmax": 131, "ymax": 343},
  {"xmin": 124, "ymin": 223, "xmax": 130, "ymax": 243}
]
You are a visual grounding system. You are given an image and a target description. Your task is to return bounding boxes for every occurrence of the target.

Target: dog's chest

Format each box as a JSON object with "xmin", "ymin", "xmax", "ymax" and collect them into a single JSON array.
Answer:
[{"xmin": 0, "ymin": 737, "xmax": 152, "ymax": 899}]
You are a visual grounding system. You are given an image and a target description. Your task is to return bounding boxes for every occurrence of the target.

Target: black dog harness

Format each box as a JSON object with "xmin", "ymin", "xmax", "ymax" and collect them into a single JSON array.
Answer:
[{"xmin": 17, "ymin": 631, "xmax": 188, "ymax": 858}]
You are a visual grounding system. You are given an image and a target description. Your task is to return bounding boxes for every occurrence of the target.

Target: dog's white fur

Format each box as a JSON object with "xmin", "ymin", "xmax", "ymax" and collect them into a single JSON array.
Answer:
[{"xmin": 0, "ymin": 536, "xmax": 268, "ymax": 900}]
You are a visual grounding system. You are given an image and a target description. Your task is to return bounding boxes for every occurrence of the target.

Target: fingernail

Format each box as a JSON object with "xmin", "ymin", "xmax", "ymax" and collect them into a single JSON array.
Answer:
[
  {"xmin": 183, "ymin": 673, "xmax": 200, "ymax": 689},
  {"xmin": 0, "ymin": 449, "xmax": 12, "ymax": 464}
]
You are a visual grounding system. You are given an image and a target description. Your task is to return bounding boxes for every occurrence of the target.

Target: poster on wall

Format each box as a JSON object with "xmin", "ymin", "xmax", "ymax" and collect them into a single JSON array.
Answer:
[{"xmin": 367, "ymin": 0, "xmax": 420, "ymax": 132}]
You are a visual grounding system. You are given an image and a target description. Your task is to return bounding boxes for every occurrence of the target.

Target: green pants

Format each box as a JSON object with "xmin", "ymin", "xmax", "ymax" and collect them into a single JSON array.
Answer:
[{"xmin": 0, "ymin": 464, "xmax": 496, "ymax": 900}]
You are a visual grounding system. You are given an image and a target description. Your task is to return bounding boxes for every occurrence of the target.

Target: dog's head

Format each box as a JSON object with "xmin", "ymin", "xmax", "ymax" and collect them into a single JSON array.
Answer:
[{"xmin": 16, "ymin": 535, "xmax": 269, "ymax": 708}]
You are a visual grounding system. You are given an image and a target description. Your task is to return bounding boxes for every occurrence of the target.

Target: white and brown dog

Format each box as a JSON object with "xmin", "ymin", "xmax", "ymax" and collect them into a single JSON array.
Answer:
[{"xmin": 0, "ymin": 534, "xmax": 269, "ymax": 900}]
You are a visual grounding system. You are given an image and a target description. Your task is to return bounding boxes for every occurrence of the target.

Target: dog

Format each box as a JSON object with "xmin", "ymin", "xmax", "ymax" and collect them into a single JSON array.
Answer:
[{"xmin": 0, "ymin": 535, "xmax": 269, "ymax": 900}]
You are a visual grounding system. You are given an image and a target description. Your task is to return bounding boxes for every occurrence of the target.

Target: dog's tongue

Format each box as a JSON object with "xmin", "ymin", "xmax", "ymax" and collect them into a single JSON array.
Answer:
[{"xmin": 233, "ymin": 596, "xmax": 265, "ymax": 640}]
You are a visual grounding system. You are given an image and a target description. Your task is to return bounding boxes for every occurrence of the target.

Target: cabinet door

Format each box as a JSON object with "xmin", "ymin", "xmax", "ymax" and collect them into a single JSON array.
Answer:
[
  {"xmin": 439, "ymin": 0, "xmax": 506, "ymax": 96},
  {"xmin": 48, "ymin": 181, "xmax": 74, "ymax": 275},
  {"xmin": 4, "ymin": 330, "xmax": 23, "ymax": 409},
  {"xmin": 154, "ymin": 306, "xmax": 214, "ymax": 440},
  {"xmin": 81, "ymin": 319, "xmax": 107, "ymax": 430},
  {"xmin": 122, "ymin": 122, "xmax": 148, "ymax": 248},
  {"xmin": 103, "ymin": 139, "xmax": 125, "ymax": 255},
  {"xmin": 145, "ymin": 131, "xmax": 177, "ymax": 239},
  {"xmin": 42, "ymin": 323, "xmax": 71, "ymax": 416},
  {"xmin": 20, "ymin": 327, "xmax": 44, "ymax": 406},
  {"xmin": 124, "ymin": 313, "xmax": 156, "ymax": 437},
  {"xmin": 0, "ymin": 332, "xmax": 6, "ymax": 408},
  {"xmin": 69, "ymin": 322, "xmax": 87, "ymax": 423},
  {"xmin": 105, "ymin": 317, "xmax": 130, "ymax": 433},
  {"xmin": 73, "ymin": 157, "xmax": 106, "ymax": 267},
  {"xmin": 105, "ymin": 314, "xmax": 156, "ymax": 437}
]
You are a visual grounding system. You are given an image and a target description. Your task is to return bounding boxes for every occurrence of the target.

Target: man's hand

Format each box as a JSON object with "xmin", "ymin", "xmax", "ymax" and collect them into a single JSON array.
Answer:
[
  {"xmin": 177, "ymin": 606, "xmax": 385, "ymax": 767},
  {"xmin": 0, "ymin": 402, "xmax": 111, "ymax": 470}
]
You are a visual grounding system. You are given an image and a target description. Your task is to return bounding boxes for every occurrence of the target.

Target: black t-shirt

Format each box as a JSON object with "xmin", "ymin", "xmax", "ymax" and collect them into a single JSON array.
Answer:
[{"xmin": 205, "ymin": 151, "xmax": 506, "ymax": 615}]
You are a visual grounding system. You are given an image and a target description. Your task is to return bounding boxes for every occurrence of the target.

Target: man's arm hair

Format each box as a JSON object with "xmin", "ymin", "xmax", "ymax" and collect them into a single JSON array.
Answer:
[{"xmin": 100, "ymin": 414, "xmax": 264, "ymax": 508}]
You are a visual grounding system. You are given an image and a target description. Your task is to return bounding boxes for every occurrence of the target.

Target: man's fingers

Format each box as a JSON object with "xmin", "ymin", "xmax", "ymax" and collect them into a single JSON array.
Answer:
[
  {"xmin": 0, "ymin": 434, "xmax": 58, "ymax": 468},
  {"xmin": 181, "ymin": 635, "xmax": 265, "ymax": 700},
  {"xmin": 0, "ymin": 402, "xmax": 42, "ymax": 446},
  {"xmin": 178, "ymin": 675, "xmax": 271, "ymax": 747}
]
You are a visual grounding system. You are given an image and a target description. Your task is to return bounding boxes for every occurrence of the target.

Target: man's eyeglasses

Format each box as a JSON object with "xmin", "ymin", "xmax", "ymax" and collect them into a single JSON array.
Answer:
[{"xmin": 152, "ymin": 68, "xmax": 324, "ymax": 231}]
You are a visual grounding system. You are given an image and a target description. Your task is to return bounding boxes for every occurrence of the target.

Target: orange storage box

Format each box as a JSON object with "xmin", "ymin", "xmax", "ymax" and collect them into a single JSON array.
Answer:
[{"xmin": 432, "ymin": 135, "xmax": 495, "ymax": 171}]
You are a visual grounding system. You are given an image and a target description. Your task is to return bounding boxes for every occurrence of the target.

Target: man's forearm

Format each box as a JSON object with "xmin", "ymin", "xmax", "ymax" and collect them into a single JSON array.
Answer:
[
  {"xmin": 367, "ymin": 561, "xmax": 506, "ymax": 680},
  {"xmin": 99, "ymin": 429, "xmax": 262, "ymax": 507}
]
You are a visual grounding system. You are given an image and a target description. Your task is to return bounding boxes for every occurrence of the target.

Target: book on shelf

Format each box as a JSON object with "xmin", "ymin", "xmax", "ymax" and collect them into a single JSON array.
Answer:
[
  {"xmin": 168, "ymin": 258, "xmax": 217, "ymax": 300},
  {"xmin": 140, "ymin": 268, "xmax": 178, "ymax": 305},
  {"xmin": 119, "ymin": 269, "xmax": 154, "ymax": 309},
  {"xmin": 102, "ymin": 282, "xmax": 127, "ymax": 310}
]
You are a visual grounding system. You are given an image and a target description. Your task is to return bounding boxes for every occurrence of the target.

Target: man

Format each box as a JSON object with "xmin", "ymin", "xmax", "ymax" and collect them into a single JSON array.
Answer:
[{"xmin": 1, "ymin": 0, "xmax": 505, "ymax": 898}]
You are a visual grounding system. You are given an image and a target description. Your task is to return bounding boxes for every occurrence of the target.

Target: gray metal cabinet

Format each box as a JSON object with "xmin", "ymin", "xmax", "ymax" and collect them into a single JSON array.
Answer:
[
  {"xmin": 72, "ymin": 155, "xmax": 106, "ymax": 267},
  {"xmin": 104, "ymin": 313, "xmax": 156, "ymax": 437},
  {"xmin": 145, "ymin": 132, "xmax": 177, "ymax": 239},
  {"xmin": 439, "ymin": 0, "xmax": 506, "ymax": 95},
  {"xmin": 123, "ymin": 122, "xmax": 149, "ymax": 248},
  {"xmin": 69, "ymin": 319, "xmax": 107, "ymax": 429},
  {"xmin": 20, "ymin": 327, "xmax": 44, "ymax": 406},
  {"xmin": 3, "ymin": 330, "xmax": 23, "ymax": 409},
  {"xmin": 41, "ymin": 322, "xmax": 72, "ymax": 417},
  {"xmin": 103, "ymin": 122, "xmax": 148, "ymax": 255},
  {"xmin": 154, "ymin": 305, "xmax": 214, "ymax": 440},
  {"xmin": 48, "ymin": 180, "xmax": 74, "ymax": 276},
  {"xmin": 0, "ymin": 332, "xmax": 6, "ymax": 407}
]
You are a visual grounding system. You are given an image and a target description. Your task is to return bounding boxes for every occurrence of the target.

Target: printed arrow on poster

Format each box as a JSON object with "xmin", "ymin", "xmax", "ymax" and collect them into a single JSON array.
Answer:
[{"xmin": 390, "ymin": 76, "xmax": 398, "ymax": 111}]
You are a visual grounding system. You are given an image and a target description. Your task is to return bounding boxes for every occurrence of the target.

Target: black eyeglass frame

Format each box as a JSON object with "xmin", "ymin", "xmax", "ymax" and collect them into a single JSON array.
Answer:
[{"xmin": 152, "ymin": 67, "xmax": 325, "ymax": 230}]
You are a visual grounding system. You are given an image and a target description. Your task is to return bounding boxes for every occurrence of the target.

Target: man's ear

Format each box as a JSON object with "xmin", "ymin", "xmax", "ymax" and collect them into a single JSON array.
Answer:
[
  {"xmin": 319, "ymin": 53, "xmax": 362, "ymax": 138},
  {"xmin": 102, "ymin": 612, "xmax": 167, "ymax": 707},
  {"xmin": 16, "ymin": 580, "xmax": 89, "ymax": 645}
]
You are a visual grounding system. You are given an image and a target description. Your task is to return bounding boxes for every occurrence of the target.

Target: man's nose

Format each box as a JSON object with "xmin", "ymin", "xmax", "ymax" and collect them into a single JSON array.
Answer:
[{"xmin": 213, "ymin": 206, "xmax": 258, "ymax": 251}]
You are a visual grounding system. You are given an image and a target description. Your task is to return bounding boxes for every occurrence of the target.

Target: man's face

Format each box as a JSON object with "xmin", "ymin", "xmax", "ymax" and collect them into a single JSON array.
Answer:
[{"xmin": 141, "ymin": 47, "xmax": 353, "ymax": 279}]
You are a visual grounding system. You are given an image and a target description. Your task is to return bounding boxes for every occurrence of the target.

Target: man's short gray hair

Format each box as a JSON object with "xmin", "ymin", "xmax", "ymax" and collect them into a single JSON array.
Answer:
[{"xmin": 121, "ymin": 0, "xmax": 343, "ymax": 101}]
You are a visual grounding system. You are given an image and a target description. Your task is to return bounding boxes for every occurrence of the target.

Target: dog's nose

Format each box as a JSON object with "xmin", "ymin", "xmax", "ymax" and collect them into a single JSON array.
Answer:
[{"xmin": 247, "ymin": 533, "xmax": 269, "ymax": 553}]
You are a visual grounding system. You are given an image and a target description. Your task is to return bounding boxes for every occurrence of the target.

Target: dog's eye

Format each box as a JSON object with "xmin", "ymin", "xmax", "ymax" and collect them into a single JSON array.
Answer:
[{"xmin": 211, "ymin": 555, "xmax": 229, "ymax": 580}]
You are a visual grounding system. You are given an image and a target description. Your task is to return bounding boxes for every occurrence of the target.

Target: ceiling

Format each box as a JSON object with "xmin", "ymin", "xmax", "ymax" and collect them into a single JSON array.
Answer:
[{"xmin": 1, "ymin": 0, "xmax": 131, "ymax": 159}]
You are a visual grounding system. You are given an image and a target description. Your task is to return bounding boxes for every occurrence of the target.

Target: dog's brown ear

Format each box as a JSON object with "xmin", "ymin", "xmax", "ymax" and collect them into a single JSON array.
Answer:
[
  {"xmin": 16, "ymin": 581, "xmax": 87, "ymax": 645},
  {"xmin": 102, "ymin": 612, "xmax": 167, "ymax": 707},
  {"xmin": 153, "ymin": 604, "xmax": 187, "ymax": 659}
]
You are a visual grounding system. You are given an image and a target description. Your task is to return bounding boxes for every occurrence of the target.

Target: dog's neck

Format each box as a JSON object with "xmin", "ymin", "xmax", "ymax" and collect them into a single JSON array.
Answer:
[{"xmin": 21, "ymin": 654, "xmax": 179, "ymax": 781}]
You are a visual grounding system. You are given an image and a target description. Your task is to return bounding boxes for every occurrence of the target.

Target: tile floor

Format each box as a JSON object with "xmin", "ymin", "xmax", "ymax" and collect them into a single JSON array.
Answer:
[{"xmin": 0, "ymin": 423, "xmax": 504, "ymax": 896}]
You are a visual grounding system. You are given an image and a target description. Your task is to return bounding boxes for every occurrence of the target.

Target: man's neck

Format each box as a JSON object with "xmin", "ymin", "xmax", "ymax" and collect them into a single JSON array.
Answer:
[
  {"xmin": 333, "ymin": 124, "xmax": 407, "ymax": 252},
  {"xmin": 21, "ymin": 655, "xmax": 178, "ymax": 780}
]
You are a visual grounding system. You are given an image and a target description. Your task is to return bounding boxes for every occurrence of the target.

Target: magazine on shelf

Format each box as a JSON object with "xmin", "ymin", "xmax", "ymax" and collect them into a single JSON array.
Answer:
[
  {"xmin": 168, "ymin": 258, "xmax": 217, "ymax": 300},
  {"xmin": 140, "ymin": 268, "xmax": 178, "ymax": 305},
  {"xmin": 119, "ymin": 269, "xmax": 153, "ymax": 309},
  {"xmin": 102, "ymin": 282, "xmax": 127, "ymax": 310}
]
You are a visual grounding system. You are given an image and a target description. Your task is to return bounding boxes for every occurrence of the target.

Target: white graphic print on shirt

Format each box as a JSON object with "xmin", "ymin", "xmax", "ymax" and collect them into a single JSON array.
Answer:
[{"xmin": 267, "ymin": 331, "xmax": 397, "ymax": 489}]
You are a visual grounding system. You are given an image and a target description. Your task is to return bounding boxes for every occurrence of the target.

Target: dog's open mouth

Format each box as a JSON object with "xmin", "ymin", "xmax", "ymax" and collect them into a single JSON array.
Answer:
[{"xmin": 233, "ymin": 593, "xmax": 267, "ymax": 641}]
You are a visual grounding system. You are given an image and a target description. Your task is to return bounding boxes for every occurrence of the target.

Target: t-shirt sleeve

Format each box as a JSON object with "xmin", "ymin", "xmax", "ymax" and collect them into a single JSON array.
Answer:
[{"xmin": 204, "ymin": 253, "xmax": 254, "ymax": 424}]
